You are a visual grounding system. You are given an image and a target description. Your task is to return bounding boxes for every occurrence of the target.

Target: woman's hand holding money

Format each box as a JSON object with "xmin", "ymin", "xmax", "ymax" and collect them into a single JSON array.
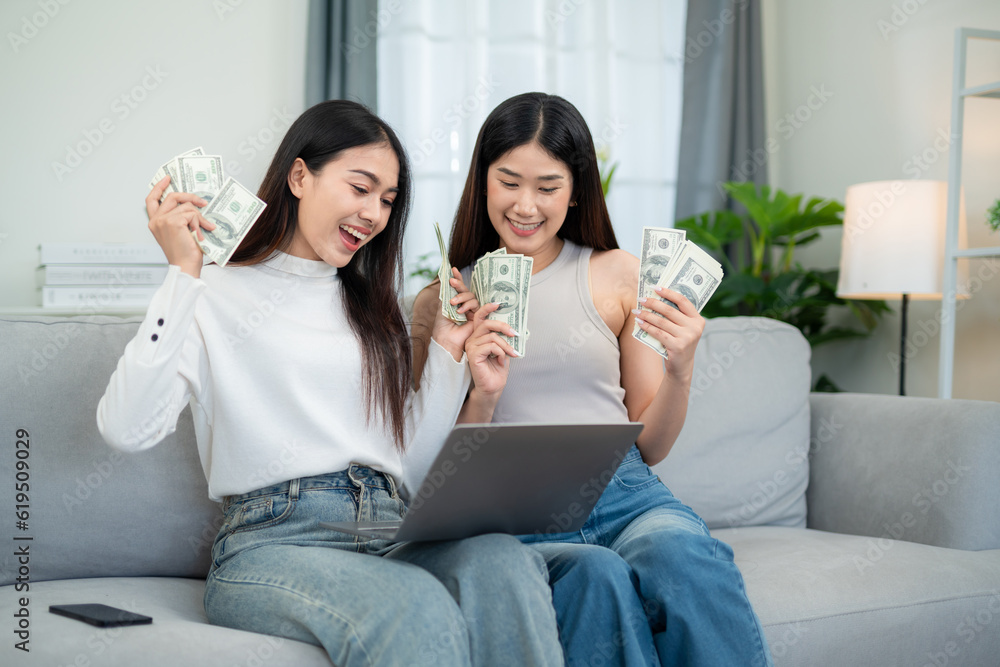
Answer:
[
  {"xmin": 455, "ymin": 302, "xmax": 519, "ymax": 423},
  {"xmin": 429, "ymin": 267, "xmax": 483, "ymax": 361},
  {"xmin": 146, "ymin": 175, "xmax": 216, "ymax": 278},
  {"xmin": 447, "ymin": 267, "xmax": 480, "ymax": 318},
  {"xmin": 632, "ymin": 287, "xmax": 704, "ymax": 384}
]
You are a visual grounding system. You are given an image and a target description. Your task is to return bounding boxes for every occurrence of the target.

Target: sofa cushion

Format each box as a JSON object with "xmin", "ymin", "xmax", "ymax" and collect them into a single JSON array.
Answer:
[
  {"xmin": 0, "ymin": 577, "xmax": 331, "ymax": 666},
  {"xmin": 718, "ymin": 526, "xmax": 1000, "ymax": 667},
  {"xmin": 650, "ymin": 317, "xmax": 811, "ymax": 529},
  {"xmin": 0, "ymin": 316, "xmax": 220, "ymax": 585}
]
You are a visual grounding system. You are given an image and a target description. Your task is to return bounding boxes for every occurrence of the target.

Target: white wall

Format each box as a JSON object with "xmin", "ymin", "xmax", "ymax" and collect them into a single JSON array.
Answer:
[
  {"xmin": 761, "ymin": 0, "xmax": 1000, "ymax": 401},
  {"xmin": 0, "ymin": 0, "xmax": 309, "ymax": 308},
  {"xmin": 376, "ymin": 0, "xmax": 686, "ymax": 291}
]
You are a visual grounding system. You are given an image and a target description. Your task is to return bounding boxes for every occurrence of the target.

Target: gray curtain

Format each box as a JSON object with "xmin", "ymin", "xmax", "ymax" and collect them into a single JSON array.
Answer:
[
  {"xmin": 306, "ymin": 0, "xmax": 379, "ymax": 109},
  {"xmin": 674, "ymin": 0, "xmax": 766, "ymax": 221}
]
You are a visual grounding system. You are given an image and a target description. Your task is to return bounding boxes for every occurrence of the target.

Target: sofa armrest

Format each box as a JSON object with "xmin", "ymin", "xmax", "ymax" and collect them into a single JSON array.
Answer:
[{"xmin": 806, "ymin": 393, "xmax": 1000, "ymax": 551}]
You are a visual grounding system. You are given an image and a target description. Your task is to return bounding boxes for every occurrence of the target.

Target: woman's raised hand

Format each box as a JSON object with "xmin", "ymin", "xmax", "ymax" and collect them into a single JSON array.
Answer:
[
  {"xmin": 632, "ymin": 287, "xmax": 705, "ymax": 382},
  {"xmin": 145, "ymin": 175, "xmax": 216, "ymax": 278},
  {"xmin": 465, "ymin": 302, "xmax": 519, "ymax": 397},
  {"xmin": 429, "ymin": 268, "xmax": 481, "ymax": 359}
]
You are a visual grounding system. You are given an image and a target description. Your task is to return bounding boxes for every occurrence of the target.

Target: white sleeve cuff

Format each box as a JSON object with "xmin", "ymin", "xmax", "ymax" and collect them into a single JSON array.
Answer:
[{"xmin": 135, "ymin": 266, "xmax": 206, "ymax": 366}]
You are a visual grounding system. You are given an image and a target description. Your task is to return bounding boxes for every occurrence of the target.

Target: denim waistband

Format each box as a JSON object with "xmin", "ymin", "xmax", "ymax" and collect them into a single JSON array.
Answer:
[{"xmin": 222, "ymin": 465, "xmax": 398, "ymax": 510}]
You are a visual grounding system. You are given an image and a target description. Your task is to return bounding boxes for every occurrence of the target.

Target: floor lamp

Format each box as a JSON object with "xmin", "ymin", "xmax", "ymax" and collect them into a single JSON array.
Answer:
[{"xmin": 836, "ymin": 180, "xmax": 967, "ymax": 396}]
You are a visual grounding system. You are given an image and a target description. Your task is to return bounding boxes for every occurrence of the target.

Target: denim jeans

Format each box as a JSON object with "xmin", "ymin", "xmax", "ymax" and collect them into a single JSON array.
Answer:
[
  {"xmin": 520, "ymin": 446, "xmax": 774, "ymax": 667},
  {"xmin": 205, "ymin": 465, "xmax": 563, "ymax": 667}
]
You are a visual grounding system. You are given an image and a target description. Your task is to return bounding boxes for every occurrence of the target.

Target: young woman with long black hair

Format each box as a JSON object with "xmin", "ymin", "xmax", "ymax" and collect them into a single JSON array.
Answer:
[
  {"xmin": 413, "ymin": 92, "xmax": 773, "ymax": 667},
  {"xmin": 97, "ymin": 100, "xmax": 563, "ymax": 666}
]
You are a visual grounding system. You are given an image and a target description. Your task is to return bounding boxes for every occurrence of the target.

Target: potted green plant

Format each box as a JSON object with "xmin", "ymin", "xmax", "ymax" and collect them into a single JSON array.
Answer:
[
  {"xmin": 987, "ymin": 197, "xmax": 1000, "ymax": 232},
  {"xmin": 675, "ymin": 182, "xmax": 890, "ymax": 390}
]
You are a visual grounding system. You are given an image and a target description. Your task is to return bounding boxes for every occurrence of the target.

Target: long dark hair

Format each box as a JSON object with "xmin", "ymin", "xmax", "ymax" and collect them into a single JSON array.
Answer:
[
  {"xmin": 229, "ymin": 100, "xmax": 413, "ymax": 450},
  {"xmin": 449, "ymin": 92, "xmax": 618, "ymax": 269}
]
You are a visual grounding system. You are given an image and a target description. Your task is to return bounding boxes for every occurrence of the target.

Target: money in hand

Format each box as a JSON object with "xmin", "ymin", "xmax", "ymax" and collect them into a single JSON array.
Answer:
[
  {"xmin": 149, "ymin": 146, "xmax": 204, "ymax": 201},
  {"xmin": 434, "ymin": 222, "xmax": 466, "ymax": 323},
  {"xmin": 195, "ymin": 178, "xmax": 267, "ymax": 266},
  {"xmin": 151, "ymin": 149, "xmax": 266, "ymax": 266},
  {"xmin": 470, "ymin": 247, "xmax": 506, "ymax": 307},
  {"xmin": 633, "ymin": 231, "xmax": 723, "ymax": 358},
  {"xmin": 635, "ymin": 226, "xmax": 686, "ymax": 321},
  {"xmin": 474, "ymin": 252, "xmax": 532, "ymax": 358},
  {"xmin": 431, "ymin": 233, "xmax": 533, "ymax": 356},
  {"xmin": 632, "ymin": 226, "xmax": 685, "ymax": 343},
  {"xmin": 178, "ymin": 155, "xmax": 224, "ymax": 204}
]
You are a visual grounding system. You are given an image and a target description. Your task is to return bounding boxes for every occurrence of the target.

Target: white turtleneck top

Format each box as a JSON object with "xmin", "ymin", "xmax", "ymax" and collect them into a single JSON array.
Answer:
[{"xmin": 97, "ymin": 252, "xmax": 471, "ymax": 501}]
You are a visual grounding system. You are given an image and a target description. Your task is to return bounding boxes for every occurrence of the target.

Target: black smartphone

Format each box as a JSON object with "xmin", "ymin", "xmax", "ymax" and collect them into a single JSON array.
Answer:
[{"xmin": 49, "ymin": 604, "xmax": 153, "ymax": 628}]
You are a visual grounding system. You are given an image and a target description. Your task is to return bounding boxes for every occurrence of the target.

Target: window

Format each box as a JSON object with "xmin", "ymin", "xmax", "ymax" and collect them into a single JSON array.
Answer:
[{"xmin": 377, "ymin": 0, "xmax": 686, "ymax": 285}]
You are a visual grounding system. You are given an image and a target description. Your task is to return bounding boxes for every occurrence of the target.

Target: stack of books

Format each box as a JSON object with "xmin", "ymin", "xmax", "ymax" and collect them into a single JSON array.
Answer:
[{"xmin": 37, "ymin": 243, "xmax": 168, "ymax": 310}]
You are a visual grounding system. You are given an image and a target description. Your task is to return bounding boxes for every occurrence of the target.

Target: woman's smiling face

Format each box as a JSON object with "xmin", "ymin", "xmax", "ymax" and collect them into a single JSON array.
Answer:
[
  {"xmin": 286, "ymin": 143, "xmax": 399, "ymax": 268},
  {"xmin": 485, "ymin": 141, "xmax": 574, "ymax": 271}
]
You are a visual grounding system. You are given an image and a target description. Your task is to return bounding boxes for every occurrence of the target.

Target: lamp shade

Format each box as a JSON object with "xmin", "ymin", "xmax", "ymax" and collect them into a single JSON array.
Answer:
[{"xmin": 837, "ymin": 180, "xmax": 968, "ymax": 300}]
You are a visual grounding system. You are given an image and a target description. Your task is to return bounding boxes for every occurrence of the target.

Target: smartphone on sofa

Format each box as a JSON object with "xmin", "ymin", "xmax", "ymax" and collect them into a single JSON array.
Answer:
[{"xmin": 49, "ymin": 604, "xmax": 152, "ymax": 628}]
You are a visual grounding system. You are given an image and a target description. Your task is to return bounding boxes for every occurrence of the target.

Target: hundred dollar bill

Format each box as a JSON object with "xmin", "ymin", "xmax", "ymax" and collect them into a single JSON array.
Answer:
[
  {"xmin": 178, "ymin": 155, "xmax": 224, "ymax": 204},
  {"xmin": 477, "ymin": 253, "xmax": 532, "ymax": 357},
  {"xmin": 633, "ymin": 227, "xmax": 686, "ymax": 339},
  {"xmin": 434, "ymin": 222, "xmax": 466, "ymax": 323},
  {"xmin": 637, "ymin": 227, "xmax": 686, "ymax": 304},
  {"xmin": 633, "ymin": 242, "xmax": 723, "ymax": 358},
  {"xmin": 194, "ymin": 178, "xmax": 267, "ymax": 266},
  {"xmin": 471, "ymin": 247, "xmax": 506, "ymax": 309},
  {"xmin": 149, "ymin": 146, "xmax": 204, "ymax": 199}
]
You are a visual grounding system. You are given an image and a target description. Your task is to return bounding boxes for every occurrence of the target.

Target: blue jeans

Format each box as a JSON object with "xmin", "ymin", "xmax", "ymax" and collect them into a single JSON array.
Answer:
[
  {"xmin": 205, "ymin": 465, "xmax": 563, "ymax": 667},
  {"xmin": 520, "ymin": 446, "xmax": 773, "ymax": 667}
]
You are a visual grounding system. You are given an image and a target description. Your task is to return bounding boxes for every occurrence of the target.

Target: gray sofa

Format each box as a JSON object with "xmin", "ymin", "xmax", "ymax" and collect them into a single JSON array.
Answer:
[{"xmin": 1, "ymin": 314, "xmax": 998, "ymax": 666}]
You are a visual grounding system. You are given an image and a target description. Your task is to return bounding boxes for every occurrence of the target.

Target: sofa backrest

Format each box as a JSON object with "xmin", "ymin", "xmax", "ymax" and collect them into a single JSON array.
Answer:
[
  {"xmin": 0, "ymin": 313, "xmax": 814, "ymax": 586},
  {"xmin": 650, "ymin": 316, "xmax": 813, "ymax": 530},
  {"xmin": 0, "ymin": 316, "xmax": 219, "ymax": 585}
]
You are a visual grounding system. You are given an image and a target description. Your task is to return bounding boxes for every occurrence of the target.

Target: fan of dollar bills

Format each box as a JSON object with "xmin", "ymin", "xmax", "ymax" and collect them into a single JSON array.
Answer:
[
  {"xmin": 149, "ymin": 147, "xmax": 267, "ymax": 267},
  {"xmin": 434, "ymin": 222, "xmax": 532, "ymax": 358},
  {"xmin": 633, "ymin": 226, "xmax": 724, "ymax": 358}
]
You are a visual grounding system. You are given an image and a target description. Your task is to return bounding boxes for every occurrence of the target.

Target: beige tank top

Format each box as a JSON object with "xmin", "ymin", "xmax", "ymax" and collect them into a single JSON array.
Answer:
[{"xmin": 463, "ymin": 239, "xmax": 629, "ymax": 425}]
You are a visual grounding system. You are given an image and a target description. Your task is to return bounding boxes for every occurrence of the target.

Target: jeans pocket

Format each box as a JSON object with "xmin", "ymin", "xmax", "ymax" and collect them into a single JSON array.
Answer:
[
  {"xmin": 227, "ymin": 494, "xmax": 295, "ymax": 535},
  {"xmin": 612, "ymin": 459, "xmax": 661, "ymax": 490}
]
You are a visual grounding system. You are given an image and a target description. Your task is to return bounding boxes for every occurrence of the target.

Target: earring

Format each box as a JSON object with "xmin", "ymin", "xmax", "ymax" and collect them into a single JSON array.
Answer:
[{"xmin": 569, "ymin": 201, "xmax": 577, "ymax": 207}]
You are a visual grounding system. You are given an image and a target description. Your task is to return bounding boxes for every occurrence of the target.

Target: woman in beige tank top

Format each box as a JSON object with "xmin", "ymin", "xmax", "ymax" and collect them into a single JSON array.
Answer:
[{"xmin": 412, "ymin": 93, "xmax": 773, "ymax": 667}]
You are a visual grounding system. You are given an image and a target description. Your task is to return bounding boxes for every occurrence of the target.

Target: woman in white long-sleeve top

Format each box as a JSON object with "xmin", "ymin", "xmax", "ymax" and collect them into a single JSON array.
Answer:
[{"xmin": 96, "ymin": 100, "xmax": 563, "ymax": 667}]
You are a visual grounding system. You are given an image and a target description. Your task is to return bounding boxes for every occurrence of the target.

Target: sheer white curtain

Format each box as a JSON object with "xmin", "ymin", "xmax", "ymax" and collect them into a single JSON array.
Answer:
[{"xmin": 376, "ymin": 0, "xmax": 686, "ymax": 287}]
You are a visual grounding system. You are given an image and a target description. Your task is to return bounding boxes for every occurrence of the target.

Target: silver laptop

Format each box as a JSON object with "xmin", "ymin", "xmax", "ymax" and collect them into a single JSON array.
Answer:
[{"xmin": 320, "ymin": 422, "xmax": 643, "ymax": 542}]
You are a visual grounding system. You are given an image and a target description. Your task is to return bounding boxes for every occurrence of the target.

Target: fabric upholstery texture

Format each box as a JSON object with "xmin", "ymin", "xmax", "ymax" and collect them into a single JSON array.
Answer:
[
  {"xmin": 721, "ymin": 526, "xmax": 1000, "ymax": 667},
  {"xmin": 652, "ymin": 316, "xmax": 812, "ymax": 530},
  {"xmin": 0, "ymin": 316, "xmax": 219, "ymax": 585},
  {"xmin": 807, "ymin": 392, "xmax": 1000, "ymax": 552},
  {"xmin": 2, "ymin": 312, "xmax": 998, "ymax": 667},
  {"xmin": 3, "ymin": 577, "xmax": 330, "ymax": 667}
]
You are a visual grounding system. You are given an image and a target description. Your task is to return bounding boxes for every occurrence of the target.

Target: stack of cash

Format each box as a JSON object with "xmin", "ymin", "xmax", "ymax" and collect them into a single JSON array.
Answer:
[
  {"xmin": 470, "ymin": 248, "xmax": 533, "ymax": 358},
  {"xmin": 434, "ymin": 222, "xmax": 466, "ymax": 323},
  {"xmin": 632, "ymin": 226, "xmax": 724, "ymax": 358},
  {"xmin": 149, "ymin": 148, "xmax": 267, "ymax": 267},
  {"xmin": 149, "ymin": 146, "xmax": 209, "ymax": 201},
  {"xmin": 433, "ymin": 224, "xmax": 533, "ymax": 357}
]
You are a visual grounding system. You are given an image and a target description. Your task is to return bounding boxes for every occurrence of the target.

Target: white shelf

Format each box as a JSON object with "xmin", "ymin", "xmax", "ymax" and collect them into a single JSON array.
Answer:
[
  {"xmin": 939, "ymin": 27, "xmax": 1000, "ymax": 399},
  {"xmin": 953, "ymin": 246, "xmax": 1000, "ymax": 259},
  {"xmin": 960, "ymin": 80, "xmax": 1000, "ymax": 98}
]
